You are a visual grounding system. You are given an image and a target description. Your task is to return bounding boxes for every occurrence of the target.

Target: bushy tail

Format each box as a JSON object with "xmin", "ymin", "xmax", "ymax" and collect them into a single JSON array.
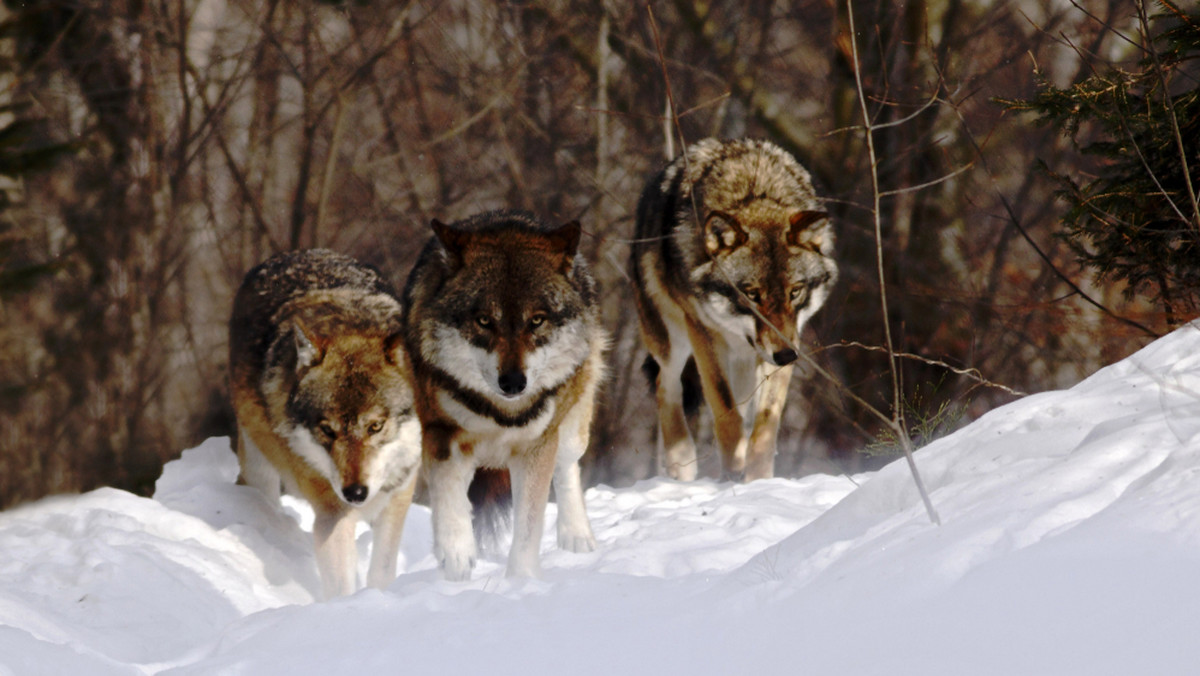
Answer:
[
  {"xmin": 641, "ymin": 354, "xmax": 703, "ymax": 418},
  {"xmin": 468, "ymin": 468, "xmax": 512, "ymax": 556}
]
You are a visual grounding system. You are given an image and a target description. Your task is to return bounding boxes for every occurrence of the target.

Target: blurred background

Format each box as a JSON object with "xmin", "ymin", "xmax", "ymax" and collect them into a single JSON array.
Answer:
[{"xmin": 0, "ymin": 0, "xmax": 1193, "ymax": 508}]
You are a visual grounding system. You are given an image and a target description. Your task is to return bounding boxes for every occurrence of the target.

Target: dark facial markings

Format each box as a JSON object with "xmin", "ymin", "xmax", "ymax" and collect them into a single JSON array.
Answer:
[{"xmin": 427, "ymin": 366, "xmax": 563, "ymax": 428}]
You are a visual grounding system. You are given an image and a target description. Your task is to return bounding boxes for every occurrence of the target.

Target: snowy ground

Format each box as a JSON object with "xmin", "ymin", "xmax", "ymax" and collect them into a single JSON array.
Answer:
[{"xmin": 4, "ymin": 323, "xmax": 1200, "ymax": 675}]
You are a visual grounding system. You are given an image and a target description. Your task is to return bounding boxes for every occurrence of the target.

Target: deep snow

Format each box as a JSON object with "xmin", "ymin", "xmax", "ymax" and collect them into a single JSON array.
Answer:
[{"xmin": 3, "ymin": 323, "xmax": 1200, "ymax": 674}]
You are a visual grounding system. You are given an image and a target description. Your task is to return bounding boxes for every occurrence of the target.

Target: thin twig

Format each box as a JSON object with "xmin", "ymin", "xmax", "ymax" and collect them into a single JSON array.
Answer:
[
  {"xmin": 846, "ymin": 0, "xmax": 941, "ymax": 526},
  {"xmin": 949, "ymin": 102, "xmax": 1160, "ymax": 339},
  {"xmin": 878, "ymin": 162, "xmax": 974, "ymax": 198},
  {"xmin": 1135, "ymin": 0, "xmax": 1200, "ymax": 232},
  {"xmin": 832, "ymin": 341, "xmax": 1028, "ymax": 397}
]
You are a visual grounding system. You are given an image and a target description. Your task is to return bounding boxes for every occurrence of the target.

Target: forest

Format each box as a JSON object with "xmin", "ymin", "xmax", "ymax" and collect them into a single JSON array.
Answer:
[{"xmin": 0, "ymin": 0, "xmax": 1195, "ymax": 508}]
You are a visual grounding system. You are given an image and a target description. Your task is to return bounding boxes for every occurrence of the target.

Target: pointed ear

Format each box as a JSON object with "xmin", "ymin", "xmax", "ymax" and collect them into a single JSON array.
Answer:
[
  {"xmin": 546, "ymin": 220, "xmax": 582, "ymax": 257},
  {"xmin": 704, "ymin": 212, "xmax": 747, "ymax": 256},
  {"xmin": 383, "ymin": 329, "xmax": 406, "ymax": 366},
  {"xmin": 545, "ymin": 220, "xmax": 582, "ymax": 273},
  {"xmin": 432, "ymin": 219, "xmax": 468, "ymax": 270},
  {"xmin": 292, "ymin": 319, "xmax": 325, "ymax": 371},
  {"xmin": 786, "ymin": 210, "xmax": 828, "ymax": 249}
]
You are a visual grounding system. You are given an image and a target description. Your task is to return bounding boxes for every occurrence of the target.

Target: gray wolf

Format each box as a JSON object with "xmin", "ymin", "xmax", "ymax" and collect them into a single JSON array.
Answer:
[
  {"xmin": 228, "ymin": 249, "xmax": 421, "ymax": 598},
  {"xmin": 402, "ymin": 210, "xmax": 606, "ymax": 580},
  {"xmin": 630, "ymin": 137, "xmax": 837, "ymax": 481}
]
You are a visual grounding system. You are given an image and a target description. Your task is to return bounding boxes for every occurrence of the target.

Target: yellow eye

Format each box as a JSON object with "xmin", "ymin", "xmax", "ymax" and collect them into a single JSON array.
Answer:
[
  {"xmin": 366, "ymin": 420, "xmax": 384, "ymax": 435},
  {"xmin": 476, "ymin": 315, "xmax": 492, "ymax": 328},
  {"xmin": 790, "ymin": 286, "xmax": 807, "ymax": 302},
  {"xmin": 530, "ymin": 315, "xmax": 546, "ymax": 328},
  {"xmin": 742, "ymin": 288, "xmax": 761, "ymax": 304}
]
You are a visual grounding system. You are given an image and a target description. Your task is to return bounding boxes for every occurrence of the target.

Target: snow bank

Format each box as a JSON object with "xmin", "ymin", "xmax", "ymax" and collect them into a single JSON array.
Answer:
[{"xmin": 1, "ymin": 323, "xmax": 1199, "ymax": 674}]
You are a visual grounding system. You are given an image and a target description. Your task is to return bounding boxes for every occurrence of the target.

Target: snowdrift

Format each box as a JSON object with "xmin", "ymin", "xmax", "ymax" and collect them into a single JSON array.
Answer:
[{"xmin": 2, "ymin": 323, "xmax": 1200, "ymax": 674}]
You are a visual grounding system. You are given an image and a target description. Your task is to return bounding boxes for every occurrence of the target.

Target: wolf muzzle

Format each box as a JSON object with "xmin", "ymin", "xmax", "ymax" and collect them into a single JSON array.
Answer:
[
  {"xmin": 498, "ymin": 369, "xmax": 527, "ymax": 396},
  {"xmin": 342, "ymin": 483, "xmax": 369, "ymax": 504}
]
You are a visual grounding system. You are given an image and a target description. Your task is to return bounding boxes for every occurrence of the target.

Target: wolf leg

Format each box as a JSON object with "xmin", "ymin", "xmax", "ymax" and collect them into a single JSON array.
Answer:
[
  {"xmin": 236, "ymin": 423, "xmax": 282, "ymax": 501},
  {"xmin": 554, "ymin": 376, "xmax": 597, "ymax": 552},
  {"xmin": 366, "ymin": 476, "xmax": 416, "ymax": 589},
  {"xmin": 507, "ymin": 442, "xmax": 556, "ymax": 578},
  {"xmin": 744, "ymin": 362, "xmax": 793, "ymax": 481},
  {"xmin": 425, "ymin": 434, "xmax": 477, "ymax": 582},
  {"xmin": 656, "ymin": 349, "xmax": 699, "ymax": 481},
  {"xmin": 313, "ymin": 506, "xmax": 359, "ymax": 598},
  {"xmin": 554, "ymin": 458, "xmax": 595, "ymax": 552},
  {"xmin": 685, "ymin": 318, "xmax": 746, "ymax": 478}
]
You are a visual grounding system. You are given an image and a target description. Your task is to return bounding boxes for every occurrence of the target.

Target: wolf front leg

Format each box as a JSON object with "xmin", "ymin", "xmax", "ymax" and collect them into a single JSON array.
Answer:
[
  {"xmin": 553, "ymin": 376, "xmax": 598, "ymax": 552},
  {"xmin": 507, "ymin": 440, "xmax": 557, "ymax": 578},
  {"xmin": 365, "ymin": 476, "xmax": 416, "ymax": 589},
  {"xmin": 554, "ymin": 458, "xmax": 596, "ymax": 553},
  {"xmin": 744, "ymin": 361, "xmax": 794, "ymax": 481},
  {"xmin": 655, "ymin": 348, "xmax": 700, "ymax": 481},
  {"xmin": 686, "ymin": 318, "xmax": 747, "ymax": 479},
  {"xmin": 312, "ymin": 503, "xmax": 359, "ymax": 599},
  {"xmin": 424, "ymin": 429, "xmax": 477, "ymax": 582}
]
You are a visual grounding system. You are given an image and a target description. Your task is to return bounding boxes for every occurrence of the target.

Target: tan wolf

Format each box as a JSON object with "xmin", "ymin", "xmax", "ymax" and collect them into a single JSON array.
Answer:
[
  {"xmin": 630, "ymin": 138, "xmax": 838, "ymax": 482},
  {"xmin": 228, "ymin": 249, "xmax": 421, "ymax": 598},
  {"xmin": 402, "ymin": 210, "xmax": 607, "ymax": 581}
]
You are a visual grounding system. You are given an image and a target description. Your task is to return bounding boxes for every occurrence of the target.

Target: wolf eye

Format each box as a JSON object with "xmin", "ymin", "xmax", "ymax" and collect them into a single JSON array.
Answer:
[
  {"xmin": 529, "ymin": 314, "xmax": 546, "ymax": 328},
  {"xmin": 317, "ymin": 421, "xmax": 338, "ymax": 439},
  {"xmin": 741, "ymin": 288, "xmax": 762, "ymax": 304},
  {"xmin": 790, "ymin": 285, "xmax": 809, "ymax": 303},
  {"xmin": 366, "ymin": 420, "xmax": 384, "ymax": 435},
  {"xmin": 475, "ymin": 314, "xmax": 492, "ymax": 328}
]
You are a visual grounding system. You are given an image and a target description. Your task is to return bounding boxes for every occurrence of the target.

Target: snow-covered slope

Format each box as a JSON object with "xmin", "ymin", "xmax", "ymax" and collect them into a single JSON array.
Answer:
[{"xmin": 3, "ymin": 324, "xmax": 1200, "ymax": 675}]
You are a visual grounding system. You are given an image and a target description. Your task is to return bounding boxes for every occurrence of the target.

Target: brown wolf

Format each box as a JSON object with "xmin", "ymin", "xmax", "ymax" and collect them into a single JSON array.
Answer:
[
  {"xmin": 228, "ymin": 249, "xmax": 421, "ymax": 598},
  {"xmin": 402, "ymin": 210, "xmax": 607, "ymax": 581},
  {"xmin": 630, "ymin": 138, "xmax": 838, "ymax": 481}
]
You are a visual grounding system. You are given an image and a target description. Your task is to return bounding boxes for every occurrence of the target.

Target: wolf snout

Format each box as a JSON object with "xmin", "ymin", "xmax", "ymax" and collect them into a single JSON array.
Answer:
[
  {"xmin": 342, "ymin": 483, "xmax": 369, "ymax": 504},
  {"xmin": 498, "ymin": 370, "xmax": 527, "ymax": 396},
  {"xmin": 772, "ymin": 348, "xmax": 798, "ymax": 366}
]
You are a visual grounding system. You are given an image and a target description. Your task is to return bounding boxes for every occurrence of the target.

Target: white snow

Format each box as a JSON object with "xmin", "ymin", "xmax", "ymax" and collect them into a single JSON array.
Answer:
[{"xmin": 4, "ymin": 323, "xmax": 1200, "ymax": 674}]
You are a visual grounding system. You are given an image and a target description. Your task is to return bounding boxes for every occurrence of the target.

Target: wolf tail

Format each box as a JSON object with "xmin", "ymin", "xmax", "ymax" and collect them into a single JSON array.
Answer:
[
  {"xmin": 468, "ymin": 468, "xmax": 513, "ymax": 556},
  {"xmin": 641, "ymin": 354, "xmax": 703, "ymax": 418}
]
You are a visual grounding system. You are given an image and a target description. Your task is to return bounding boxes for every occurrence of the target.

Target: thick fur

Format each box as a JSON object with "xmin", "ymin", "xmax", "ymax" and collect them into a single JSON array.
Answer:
[
  {"xmin": 402, "ymin": 210, "xmax": 606, "ymax": 581},
  {"xmin": 229, "ymin": 249, "xmax": 421, "ymax": 598},
  {"xmin": 631, "ymin": 138, "xmax": 838, "ymax": 481}
]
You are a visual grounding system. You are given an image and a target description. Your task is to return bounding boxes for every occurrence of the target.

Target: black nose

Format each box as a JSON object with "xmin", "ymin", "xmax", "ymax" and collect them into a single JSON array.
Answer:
[
  {"xmin": 342, "ymin": 484, "xmax": 369, "ymax": 504},
  {"xmin": 772, "ymin": 348, "xmax": 798, "ymax": 366},
  {"xmin": 498, "ymin": 370, "xmax": 527, "ymax": 395}
]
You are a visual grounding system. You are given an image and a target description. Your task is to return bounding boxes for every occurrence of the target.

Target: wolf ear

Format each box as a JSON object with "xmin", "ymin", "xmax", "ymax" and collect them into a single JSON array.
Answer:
[
  {"xmin": 545, "ymin": 220, "xmax": 582, "ymax": 272},
  {"xmin": 546, "ymin": 220, "xmax": 582, "ymax": 257},
  {"xmin": 383, "ymin": 329, "xmax": 406, "ymax": 366},
  {"xmin": 786, "ymin": 210, "xmax": 828, "ymax": 249},
  {"xmin": 432, "ymin": 219, "xmax": 468, "ymax": 270},
  {"xmin": 292, "ymin": 319, "xmax": 325, "ymax": 370},
  {"xmin": 704, "ymin": 212, "xmax": 747, "ymax": 256}
]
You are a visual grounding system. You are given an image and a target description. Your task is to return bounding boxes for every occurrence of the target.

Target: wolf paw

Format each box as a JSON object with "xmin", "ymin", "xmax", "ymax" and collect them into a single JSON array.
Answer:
[
  {"xmin": 557, "ymin": 530, "xmax": 597, "ymax": 553},
  {"xmin": 437, "ymin": 550, "xmax": 476, "ymax": 582}
]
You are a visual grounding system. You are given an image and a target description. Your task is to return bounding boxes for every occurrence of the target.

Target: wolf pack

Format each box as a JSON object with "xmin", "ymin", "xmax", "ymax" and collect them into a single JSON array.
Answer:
[{"xmin": 228, "ymin": 137, "xmax": 839, "ymax": 598}]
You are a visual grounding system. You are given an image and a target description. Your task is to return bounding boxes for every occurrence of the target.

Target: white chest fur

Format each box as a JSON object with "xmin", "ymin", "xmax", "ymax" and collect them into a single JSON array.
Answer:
[{"xmin": 436, "ymin": 390, "xmax": 556, "ymax": 465}]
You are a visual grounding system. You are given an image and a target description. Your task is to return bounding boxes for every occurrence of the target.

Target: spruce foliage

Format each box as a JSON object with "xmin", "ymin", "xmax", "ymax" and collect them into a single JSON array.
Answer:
[{"xmin": 1008, "ymin": 2, "xmax": 1200, "ymax": 325}]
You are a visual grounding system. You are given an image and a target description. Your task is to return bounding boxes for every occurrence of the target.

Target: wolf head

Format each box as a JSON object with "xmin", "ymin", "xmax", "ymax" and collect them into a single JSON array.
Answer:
[
  {"xmin": 675, "ymin": 138, "xmax": 838, "ymax": 366},
  {"xmin": 417, "ymin": 211, "xmax": 597, "ymax": 411},
  {"xmin": 278, "ymin": 317, "xmax": 420, "ymax": 506}
]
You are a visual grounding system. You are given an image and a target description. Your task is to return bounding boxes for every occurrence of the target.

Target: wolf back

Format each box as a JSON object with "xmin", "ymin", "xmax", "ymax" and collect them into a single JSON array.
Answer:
[
  {"xmin": 402, "ymin": 209, "xmax": 606, "ymax": 581},
  {"xmin": 631, "ymin": 137, "xmax": 837, "ymax": 481},
  {"xmin": 229, "ymin": 249, "xmax": 421, "ymax": 598}
]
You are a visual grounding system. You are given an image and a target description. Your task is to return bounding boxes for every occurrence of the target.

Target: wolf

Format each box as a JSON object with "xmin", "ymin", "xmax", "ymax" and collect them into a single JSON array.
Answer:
[
  {"xmin": 630, "ymin": 137, "xmax": 838, "ymax": 482},
  {"xmin": 228, "ymin": 249, "xmax": 422, "ymax": 599},
  {"xmin": 402, "ymin": 210, "xmax": 607, "ymax": 581}
]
